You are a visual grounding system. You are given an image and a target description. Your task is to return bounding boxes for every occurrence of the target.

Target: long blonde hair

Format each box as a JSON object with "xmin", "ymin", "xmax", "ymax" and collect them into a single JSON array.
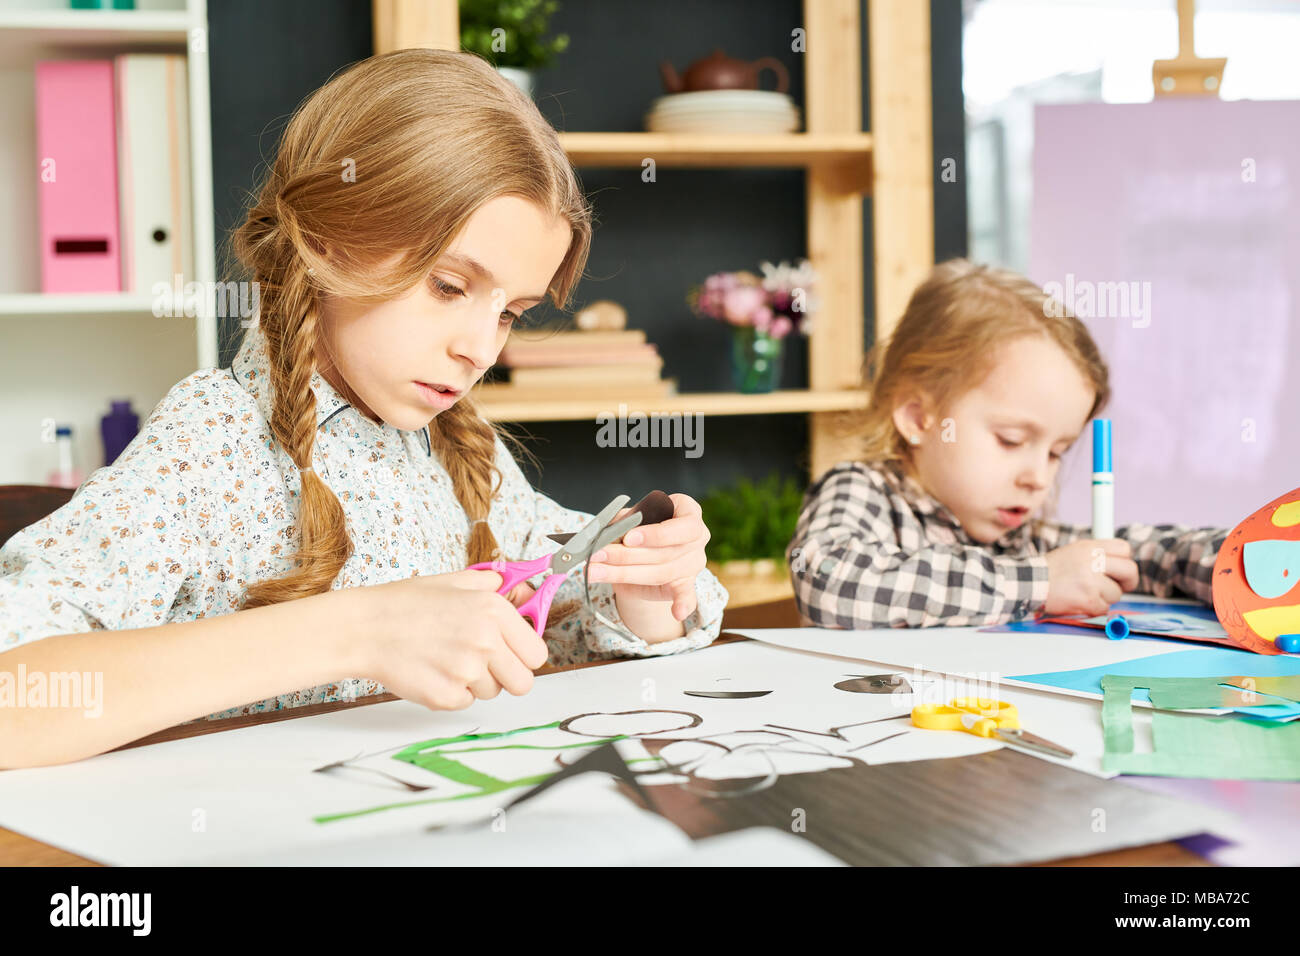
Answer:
[
  {"xmin": 855, "ymin": 258, "xmax": 1110, "ymax": 467},
  {"xmin": 228, "ymin": 49, "xmax": 592, "ymax": 609}
]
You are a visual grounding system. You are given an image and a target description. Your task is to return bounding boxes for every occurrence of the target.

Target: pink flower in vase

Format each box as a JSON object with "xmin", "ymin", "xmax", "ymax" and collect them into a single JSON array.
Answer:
[
  {"xmin": 752, "ymin": 305, "xmax": 774, "ymax": 332},
  {"xmin": 702, "ymin": 275, "xmax": 731, "ymax": 313},
  {"xmin": 721, "ymin": 285, "xmax": 766, "ymax": 326},
  {"xmin": 759, "ymin": 259, "xmax": 819, "ymax": 335},
  {"xmin": 770, "ymin": 315, "xmax": 793, "ymax": 339}
]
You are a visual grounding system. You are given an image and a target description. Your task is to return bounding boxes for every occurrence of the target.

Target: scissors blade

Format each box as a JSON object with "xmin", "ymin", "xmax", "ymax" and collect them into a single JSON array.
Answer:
[
  {"xmin": 588, "ymin": 512, "xmax": 643, "ymax": 555},
  {"xmin": 995, "ymin": 728, "xmax": 1075, "ymax": 759},
  {"xmin": 548, "ymin": 495, "xmax": 629, "ymax": 573},
  {"xmin": 548, "ymin": 512, "xmax": 650, "ymax": 548}
]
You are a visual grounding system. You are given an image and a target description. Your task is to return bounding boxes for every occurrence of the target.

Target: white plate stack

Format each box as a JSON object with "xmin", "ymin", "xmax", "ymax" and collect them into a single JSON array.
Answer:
[{"xmin": 644, "ymin": 90, "xmax": 801, "ymax": 134}]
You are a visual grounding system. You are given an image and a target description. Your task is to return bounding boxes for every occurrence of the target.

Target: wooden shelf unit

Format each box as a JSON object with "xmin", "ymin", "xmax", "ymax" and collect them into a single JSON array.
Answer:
[
  {"xmin": 473, "ymin": 387, "xmax": 869, "ymax": 423},
  {"xmin": 556, "ymin": 131, "xmax": 874, "ymax": 194},
  {"xmin": 374, "ymin": 0, "xmax": 934, "ymax": 480}
]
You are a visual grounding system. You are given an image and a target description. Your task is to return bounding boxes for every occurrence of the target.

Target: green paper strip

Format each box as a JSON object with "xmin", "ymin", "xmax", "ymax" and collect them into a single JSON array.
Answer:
[
  {"xmin": 1146, "ymin": 676, "xmax": 1272, "ymax": 710},
  {"xmin": 1222, "ymin": 675, "xmax": 1300, "ymax": 704},
  {"xmin": 1100, "ymin": 674, "xmax": 1137, "ymax": 754},
  {"xmin": 1101, "ymin": 674, "xmax": 1300, "ymax": 781}
]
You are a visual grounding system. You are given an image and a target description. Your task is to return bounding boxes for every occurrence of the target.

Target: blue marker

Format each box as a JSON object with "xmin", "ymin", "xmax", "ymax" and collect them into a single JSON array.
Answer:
[
  {"xmin": 1105, "ymin": 615, "xmax": 1130, "ymax": 640},
  {"xmin": 1279, "ymin": 633, "xmax": 1300, "ymax": 654},
  {"xmin": 1091, "ymin": 419, "xmax": 1114, "ymax": 539}
]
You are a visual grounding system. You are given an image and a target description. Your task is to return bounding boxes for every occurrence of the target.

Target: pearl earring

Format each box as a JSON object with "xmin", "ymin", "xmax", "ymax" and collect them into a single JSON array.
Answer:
[{"xmin": 909, "ymin": 433, "xmax": 921, "ymax": 445}]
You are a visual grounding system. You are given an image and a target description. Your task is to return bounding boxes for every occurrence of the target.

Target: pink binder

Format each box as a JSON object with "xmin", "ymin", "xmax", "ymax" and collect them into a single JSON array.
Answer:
[{"xmin": 36, "ymin": 60, "xmax": 121, "ymax": 292}]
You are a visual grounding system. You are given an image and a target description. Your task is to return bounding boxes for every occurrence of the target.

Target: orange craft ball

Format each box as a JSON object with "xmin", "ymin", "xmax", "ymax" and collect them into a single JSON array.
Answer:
[{"xmin": 1212, "ymin": 486, "xmax": 1300, "ymax": 656}]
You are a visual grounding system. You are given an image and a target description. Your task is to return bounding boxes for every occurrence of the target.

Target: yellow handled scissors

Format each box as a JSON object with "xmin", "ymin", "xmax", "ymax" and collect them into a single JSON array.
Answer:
[{"xmin": 911, "ymin": 697, "xmax": 1075, "ymax": 759}]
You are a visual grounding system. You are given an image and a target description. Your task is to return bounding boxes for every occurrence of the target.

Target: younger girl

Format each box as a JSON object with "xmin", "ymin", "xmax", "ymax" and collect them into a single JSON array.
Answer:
[
  {"xmin": 787, "ymin": 258, "xmax": 1224, "ymax": 629},
  {"xmin": 0, "ymin": 50, "xmax": 726, "ymax": 768}
]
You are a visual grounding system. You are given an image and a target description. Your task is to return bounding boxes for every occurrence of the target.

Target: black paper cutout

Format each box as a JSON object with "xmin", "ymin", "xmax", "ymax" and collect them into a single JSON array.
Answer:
[
  {"xmin": 502, "ymin": 741, "xmax": 654, "ymax": 814},
  {"xmin": 765, "ymin": 712, "xmax": 913, "ymax": 741},
  {"xmin": 633, "ymin": 728, "xmax": 863, "ymax": 799},
  {"xmin": 845, "ymin": 731, "xmax": 909, "ymax": 753},
  {"xmin": 426, "ymin": 741, "xmax": 656, "ymax": 832},
  {"xmin": 558, "ymin": 709, "xmax": 703, "ymax": 737},
  {"xmin": 683, "ymin": 690, "xmax": 774, "ymax": 699}
]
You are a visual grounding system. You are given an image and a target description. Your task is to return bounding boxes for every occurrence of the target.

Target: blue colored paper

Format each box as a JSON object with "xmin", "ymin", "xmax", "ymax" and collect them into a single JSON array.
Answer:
[{"xmin": 1011, "ymin": 648, "xmax": 1300, "ymax": 720}]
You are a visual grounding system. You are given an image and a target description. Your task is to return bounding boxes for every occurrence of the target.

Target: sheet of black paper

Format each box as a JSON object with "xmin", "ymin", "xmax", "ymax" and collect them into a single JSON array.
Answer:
[{"xmin": 619, "ymin": 748, "xmax": 1226, "ymax": 866}]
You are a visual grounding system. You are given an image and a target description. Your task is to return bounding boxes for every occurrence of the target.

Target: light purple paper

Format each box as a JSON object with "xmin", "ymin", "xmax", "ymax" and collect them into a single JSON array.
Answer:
[
  {"xmin": 1119, "ymin": 775, "xmax": 1300, "ymax": 866},
  {"xmin": 1029, "ymin": 99, "xmax": 1300, "ymax": 529}
]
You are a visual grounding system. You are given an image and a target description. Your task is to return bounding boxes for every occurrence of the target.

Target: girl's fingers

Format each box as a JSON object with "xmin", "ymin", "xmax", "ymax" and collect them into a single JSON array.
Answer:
[
  {"xmin": 453, "ymin": 568, "xmax": 512, "ymax": 591},
  {"xmin": 612, "ymin": 493, "xmax": 706, "ymax": 549},
  {"xmin": 622, "ymin": 514, "xmax": 708, "ymax": 549},
  {"xmin": 668, "ymin": 578, "xmax": 699, "ymax": 620},
  {"xmin": 593, "ymin": 539, "xmax": 697, "ymax": 568},
  {"xmin": 466, "ymin": 673, "xmax": 504, "ymax": 701},
  {"xmin": 668, "ymin": 492, "xmax": 702, "ymax": 517},
  {"xmin": 594, "ymin": 579, "xmax": 698, "ymax": 622},
  {"xmin": 1106, "ymin": 556, "xmax": 1140, "ymax": 592},
  {"xmin": 490, "ymin": 597, "xmax": 550, "ymax": 670},
  {"xmin": 607, "ymin": 581, "xmax": 675, "ymax": 603},
  {"xmin": 589, "ymin": 549, "xmax": 705, "ymax": 586},
  {"xmin": 425, "ymin": 677, "xmax": 475, "ymax": 711},
  {"xmin": 1098, "ymin": 537, "xmax": 1132, "ymax": 558},
  {"xmin": 504, "ymin": 581, "xmax": 536, "ymax": 606},
  {"xmin": 586, "ymin": 493, "xmax": 707, "ymax": 605},
  {"xmin": 1098, "ymin": 575, "xmax": 1123, "ymax": 607},
  {"xmin": 489, "ymin": 646, "xmax": 536, "ymax": 696}
]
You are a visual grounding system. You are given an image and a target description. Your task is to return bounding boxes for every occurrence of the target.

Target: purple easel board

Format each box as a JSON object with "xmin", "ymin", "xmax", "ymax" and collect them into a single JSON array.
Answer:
[{"xmin": 1029, "ymin": 99, "xmax": 1300, "ymax": 530}]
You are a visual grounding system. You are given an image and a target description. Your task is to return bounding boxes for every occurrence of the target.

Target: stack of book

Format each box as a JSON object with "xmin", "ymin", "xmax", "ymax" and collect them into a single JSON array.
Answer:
[{"xmin": 479, "ymin": 329, "xmax": 677, "ymax": 402}]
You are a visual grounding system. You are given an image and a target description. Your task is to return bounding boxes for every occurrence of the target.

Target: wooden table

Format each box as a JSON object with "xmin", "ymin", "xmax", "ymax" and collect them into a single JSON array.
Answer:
[{"xmin": 0, "ymin": 601, "xmax": 1211, "ymax": 866}]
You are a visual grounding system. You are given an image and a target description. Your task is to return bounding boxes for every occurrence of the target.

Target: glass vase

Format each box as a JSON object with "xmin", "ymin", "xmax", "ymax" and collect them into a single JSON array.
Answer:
[{"xmin": 730, "ymin": 327, "xmax": 784, "ymax": 393}]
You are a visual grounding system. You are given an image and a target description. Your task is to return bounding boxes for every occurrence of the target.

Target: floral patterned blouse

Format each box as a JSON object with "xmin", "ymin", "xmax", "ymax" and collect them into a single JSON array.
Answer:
[{"xmin": 0, "ymin": 321, "xmax": 729, "ymax": 721}]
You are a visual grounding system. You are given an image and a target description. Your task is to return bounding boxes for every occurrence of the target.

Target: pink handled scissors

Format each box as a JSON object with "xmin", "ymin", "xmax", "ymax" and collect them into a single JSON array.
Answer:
[{"xmin": 469, "ymin": 492, "xmax": 673, "ymax": 636}]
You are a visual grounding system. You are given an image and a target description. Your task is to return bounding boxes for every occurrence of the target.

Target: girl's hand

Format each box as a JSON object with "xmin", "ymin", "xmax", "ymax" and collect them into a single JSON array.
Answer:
[
  {"xmin": 356, "ymin": 569, "xmax": 549, "ymax": 709},
  {"xmin": 585, "ymin": 492, "xmax": 710, "ymax": 625},
  {"xmin": 1044, "ymin": 538, "xmax": 1139, "ymax": 616}
]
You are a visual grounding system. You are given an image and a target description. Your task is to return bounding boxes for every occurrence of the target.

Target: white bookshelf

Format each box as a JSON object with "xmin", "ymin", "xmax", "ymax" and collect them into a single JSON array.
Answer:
[{"xmin": 0, "ymin": 0, "xmax": 217, "ymax": 484}]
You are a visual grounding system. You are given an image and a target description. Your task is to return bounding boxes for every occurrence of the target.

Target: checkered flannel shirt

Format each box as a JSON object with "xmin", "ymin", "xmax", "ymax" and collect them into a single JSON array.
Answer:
[{"xmin": 786, "ymin": 459, "xmax": 1228, "ymax": 629}]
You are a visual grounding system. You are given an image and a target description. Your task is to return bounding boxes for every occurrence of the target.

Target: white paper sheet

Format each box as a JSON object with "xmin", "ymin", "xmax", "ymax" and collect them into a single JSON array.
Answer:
[
  {"xmin": 728, "ymin": 624, "xmax": 1180, "ymax": 704},
  {"xmin": 0, "ymin": 640, "xmax": 1116, "ymax": 865},
  {"xmin": 209, "ymin": 773, "xmax": 844, "ymax": 867}
]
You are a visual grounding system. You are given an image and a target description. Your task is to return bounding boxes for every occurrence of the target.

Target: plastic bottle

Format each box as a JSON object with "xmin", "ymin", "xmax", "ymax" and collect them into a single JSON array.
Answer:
[
  {"xmin": 46, "ymin": 425, "xmax": 84, "ymax": 489},
  {"xmin": 101, "ymin": 399, "xmax": 140, "ymax": 466}
]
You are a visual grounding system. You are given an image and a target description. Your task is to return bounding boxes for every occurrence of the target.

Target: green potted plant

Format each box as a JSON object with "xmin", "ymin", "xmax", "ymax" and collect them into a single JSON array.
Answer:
[
  {"xmin": 459, "ymin": 0, "xmax": 570, "ymax": 99},
  {"xmin": 699, "ymin": 472, "xmax": 805, "ymax": 606}
]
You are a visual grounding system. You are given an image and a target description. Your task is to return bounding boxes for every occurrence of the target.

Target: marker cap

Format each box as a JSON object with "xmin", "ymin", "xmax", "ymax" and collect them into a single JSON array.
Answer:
[{"xmin": 1092, "ymin": 418, "xmax": 1112, "ymax": 473}]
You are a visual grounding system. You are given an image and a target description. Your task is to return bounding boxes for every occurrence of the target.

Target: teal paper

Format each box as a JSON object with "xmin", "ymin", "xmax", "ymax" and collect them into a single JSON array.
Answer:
[
  {"xmin": 1012, "ymin": 648, "xmax": 1300, "ymax": 719},
  {"xmin": 1243, "ymin": 539, "xmax": 1300, "ymax": 600}
]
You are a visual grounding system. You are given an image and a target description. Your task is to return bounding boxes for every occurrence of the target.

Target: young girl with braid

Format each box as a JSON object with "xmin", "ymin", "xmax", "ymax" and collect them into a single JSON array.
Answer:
[
  {"xmin": 0, "ymin": 49, "xmax": 726, "ymax": 768},
  {"xmin": 788, "ymin": 259, "xmax": 1226, "ymax": 630}
]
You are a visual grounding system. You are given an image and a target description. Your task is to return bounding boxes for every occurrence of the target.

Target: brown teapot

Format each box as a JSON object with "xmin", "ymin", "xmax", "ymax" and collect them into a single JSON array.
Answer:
[{"xmin": 659, "ymin": 48, "xmax": 790, "ymax": 94}]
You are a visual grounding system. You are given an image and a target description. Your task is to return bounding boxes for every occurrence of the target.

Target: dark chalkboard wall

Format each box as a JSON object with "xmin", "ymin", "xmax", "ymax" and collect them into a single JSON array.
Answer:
[{"xmin": 210, "ymin": 0, "xmax": 965, "ymax": 507}]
